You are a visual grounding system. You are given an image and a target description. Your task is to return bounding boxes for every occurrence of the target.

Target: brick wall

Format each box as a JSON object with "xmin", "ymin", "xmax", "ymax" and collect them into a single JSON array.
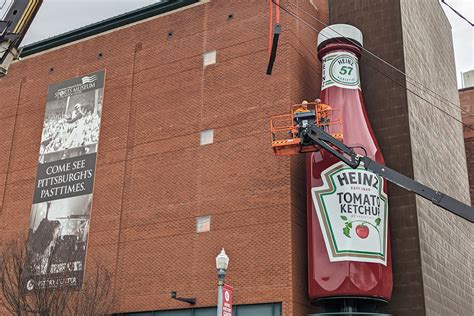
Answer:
[
  {"xmin": 2, "ymin": 1, "xmax": 470, "ymax": 315},
  {"xmin": 330, "ymin": 0, "xmax": 472, "ymax": 315},
  {"xmin": 400, "ymin": 1, "xmax": 473, "ymax": 314},
  {"xmin": 0, "ymin": 0, "xmax": 328, "ymax": 315},
  {"xmin": 285, "ymin": 1, "xmax": 329, "ymax": 314}
]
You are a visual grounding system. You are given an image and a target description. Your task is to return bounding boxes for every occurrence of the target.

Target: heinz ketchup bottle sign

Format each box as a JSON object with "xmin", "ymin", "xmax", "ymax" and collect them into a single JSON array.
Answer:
[
  {"xmin": 322, "ymin": 52, "xmax": 361, "ymax": 90},
  {"xmin": 311, "ymin": 161, "xmax": 388, "ymax": 265}
]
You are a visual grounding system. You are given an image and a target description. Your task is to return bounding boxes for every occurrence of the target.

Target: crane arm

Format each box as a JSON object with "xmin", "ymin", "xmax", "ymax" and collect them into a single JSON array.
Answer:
[
  {"xmin": 360, "ymin": 157, "xmax": 474, "ymax": 223},
  {"xmin": 0, "ymin": 0, "xmax": 43, "ymax": 77},
  {"xmin": 304, "ymin": 125, "xmax": 474, "ymax": 223}
]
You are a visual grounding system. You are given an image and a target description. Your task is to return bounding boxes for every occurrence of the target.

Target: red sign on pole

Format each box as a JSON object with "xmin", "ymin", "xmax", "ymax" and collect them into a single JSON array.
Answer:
[{"xmin": 221, "ymin": 284, "xmax": 233, "ymax": 316}]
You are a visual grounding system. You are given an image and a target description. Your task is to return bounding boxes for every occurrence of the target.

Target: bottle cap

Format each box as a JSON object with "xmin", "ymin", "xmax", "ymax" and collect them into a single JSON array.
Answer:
[{"xmin": 317, "ymin": 24, "xmax": 363, "ymax": 49}]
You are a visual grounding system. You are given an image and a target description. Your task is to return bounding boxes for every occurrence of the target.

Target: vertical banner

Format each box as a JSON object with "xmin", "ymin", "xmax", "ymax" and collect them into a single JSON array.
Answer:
[
  {"xmin": 221, "ymin": 284, "xmax": 233, "ymax": 316},
  {"xmin": 23, "ymin": 70, "xmax": 105, "ymax": 292}
]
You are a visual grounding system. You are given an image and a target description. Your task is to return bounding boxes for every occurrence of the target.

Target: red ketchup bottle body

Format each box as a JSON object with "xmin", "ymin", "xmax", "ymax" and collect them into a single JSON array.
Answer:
[{"xmin": 307, "ymin": 25, "xmax": 392, "ymax": 303}]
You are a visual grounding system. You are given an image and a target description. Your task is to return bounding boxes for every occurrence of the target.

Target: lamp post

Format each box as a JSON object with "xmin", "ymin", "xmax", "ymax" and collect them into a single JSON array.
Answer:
[{"xmin": 216, "ymin": 248, "xmax": 229, "ymax": 316}]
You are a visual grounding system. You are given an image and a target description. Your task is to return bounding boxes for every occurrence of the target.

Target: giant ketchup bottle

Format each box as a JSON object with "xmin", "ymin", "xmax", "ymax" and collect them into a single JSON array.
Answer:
[{"xmin": 307, "ymin": 25, "xmax": 392, "ymax": 308}]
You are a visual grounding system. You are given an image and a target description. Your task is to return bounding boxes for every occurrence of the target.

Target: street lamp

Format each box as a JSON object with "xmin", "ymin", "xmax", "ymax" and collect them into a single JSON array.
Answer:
[{"xmin": 216, "ymin": 248, "xmax": 229, "ymax": 316}]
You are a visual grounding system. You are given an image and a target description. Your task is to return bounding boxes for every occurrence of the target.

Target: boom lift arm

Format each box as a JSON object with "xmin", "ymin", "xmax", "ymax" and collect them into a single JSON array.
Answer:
[
  {"xmin": 0, "ymin": 0, "xmax": 43, "ymax": 77},
  {"xmin": 300, "ymin": 123, "xmax": 474, "ymax": 223}
]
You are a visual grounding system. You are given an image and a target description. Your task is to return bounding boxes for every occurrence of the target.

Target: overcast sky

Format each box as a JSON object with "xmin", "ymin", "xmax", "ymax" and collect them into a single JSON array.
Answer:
[
  {"xmin": 1, "ymin": 0, "xmax": 473, "ymax": 87},
  {"xmin": 440, "ymin": 0, "xmax": 474, "ymax": 87}
]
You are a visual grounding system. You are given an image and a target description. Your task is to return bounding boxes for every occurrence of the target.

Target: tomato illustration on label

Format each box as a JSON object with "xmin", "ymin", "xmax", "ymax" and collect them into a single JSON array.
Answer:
[
  {"xmin": 341, "ymin": 216, "xmax": 381, "ymax": 240},
  {"xmin": 356, "ymin": 224, "xmax": 369, "ymax": 239}
]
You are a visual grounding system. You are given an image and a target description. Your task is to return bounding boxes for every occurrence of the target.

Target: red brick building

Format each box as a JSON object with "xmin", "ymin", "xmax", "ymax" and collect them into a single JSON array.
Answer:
[
  {"xmin": 461, "ymin": 86, "xmax": 474, "ymax": 203},
  {"xmin": 0, "ymin": 1, "xmax": 471, "ymax": 315}
]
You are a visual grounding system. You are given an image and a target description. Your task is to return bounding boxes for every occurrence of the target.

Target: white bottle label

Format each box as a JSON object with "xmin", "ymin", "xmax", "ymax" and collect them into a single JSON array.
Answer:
[
  {"xmin": 311, "ymin": 161, "xmax": 388, "ymax": 265},
  {"xmin": 321, "ymin": 51, "xmax": 361, "ymax": 90}
]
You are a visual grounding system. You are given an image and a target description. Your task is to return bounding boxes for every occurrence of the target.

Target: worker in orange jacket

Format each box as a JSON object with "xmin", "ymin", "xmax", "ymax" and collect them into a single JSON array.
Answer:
[
  {"xmin": 294, "ymin": 100, "xmax": 311, "ymax": 113},
  {"xmin": 316, "ymin": 98, "xmax": 332, "ymax": 128},
  {"xmin": 292, "ymin": 100, "xmax": 315, "ymax": 137}
]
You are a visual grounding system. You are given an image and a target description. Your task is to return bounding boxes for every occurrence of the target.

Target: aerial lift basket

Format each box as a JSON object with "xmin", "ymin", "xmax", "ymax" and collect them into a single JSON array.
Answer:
[{"xmin": 270, "ymin": 101, "xmax": 343, "ymax": 156}]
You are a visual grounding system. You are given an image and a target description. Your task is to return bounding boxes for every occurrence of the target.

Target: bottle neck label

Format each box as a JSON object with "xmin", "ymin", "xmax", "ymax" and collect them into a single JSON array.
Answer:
[
  {"xmin": 321, "ymin": 51, "xmax": 361, "ymax": 91},
  {"xmin": 311, "ymin": 161, "xmax": 388, "ymax": 265}
]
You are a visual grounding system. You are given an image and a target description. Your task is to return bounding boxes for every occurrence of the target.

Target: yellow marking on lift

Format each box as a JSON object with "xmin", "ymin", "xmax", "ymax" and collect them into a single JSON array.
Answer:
[{"xmin": 13, "ymin": 0, "xmax": 38, "ymax": 34}]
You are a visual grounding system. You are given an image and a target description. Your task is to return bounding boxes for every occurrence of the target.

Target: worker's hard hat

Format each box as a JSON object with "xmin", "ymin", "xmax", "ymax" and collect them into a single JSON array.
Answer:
[
  {"xmin": 74, "ymin": 103, "xmax": 82, "ymax": 109},
  {"xmin": 302, "ymin": 100, "xmax": 308, "ymax": 105},
  {"xmin": 315, "ymin": 98, "xmax": 321, "ymax": 103}
]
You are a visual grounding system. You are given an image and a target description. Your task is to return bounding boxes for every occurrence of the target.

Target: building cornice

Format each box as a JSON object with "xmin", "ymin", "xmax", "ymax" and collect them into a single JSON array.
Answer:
[{"xmin": 20, "ymin": 0, "xmax": 199, "ymax": 58}]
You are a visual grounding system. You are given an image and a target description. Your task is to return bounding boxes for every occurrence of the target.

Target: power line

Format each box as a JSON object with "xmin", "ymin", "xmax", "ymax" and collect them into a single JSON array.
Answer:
[
  {"xmin": 278, "ymin": 0, "xmax": 474, "ymax": 118},
  {"xmin": 271, "ymin": 0, "xmax": 474, "ymax": 131},
  {"xmin": 363, "ymin": 55, "xmax": 474, "ymax": 131},
  {"xmin": 441, "ymin": 0, "xmax": 474, "ymax": 26}
]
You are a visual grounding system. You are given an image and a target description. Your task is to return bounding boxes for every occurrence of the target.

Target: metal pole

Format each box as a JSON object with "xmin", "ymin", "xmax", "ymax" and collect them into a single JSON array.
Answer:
[
  {"xmin": 217, "ymin": 284, "xmax": 223, "ymax": 316},
  {"xmin": 216, "ymin": 269, "xmax": 226, "ymax": 316}
]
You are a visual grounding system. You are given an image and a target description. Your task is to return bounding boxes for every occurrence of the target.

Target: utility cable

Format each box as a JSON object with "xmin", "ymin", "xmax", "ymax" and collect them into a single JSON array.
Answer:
[
  {"xmin": 291, "ymin": 1, "xmax": 474, "ymax": 117},
  {"xmin": 282, "ymin": 0, "xmax": 474, "ymax": 117},
  {"xmin": 441, "ymin": 0, "xmax": 474, "ymax": 26},
  {"xmin": 271, "ymin": 0, "xmax": 474, "ymax": 130},
  {"xmin": 363, "ymin": 54, "xmax": 474, "ymax": 131},
  {"xmin": 273, "ymin": 0, "xmax": 474, "ymax": 118}
]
